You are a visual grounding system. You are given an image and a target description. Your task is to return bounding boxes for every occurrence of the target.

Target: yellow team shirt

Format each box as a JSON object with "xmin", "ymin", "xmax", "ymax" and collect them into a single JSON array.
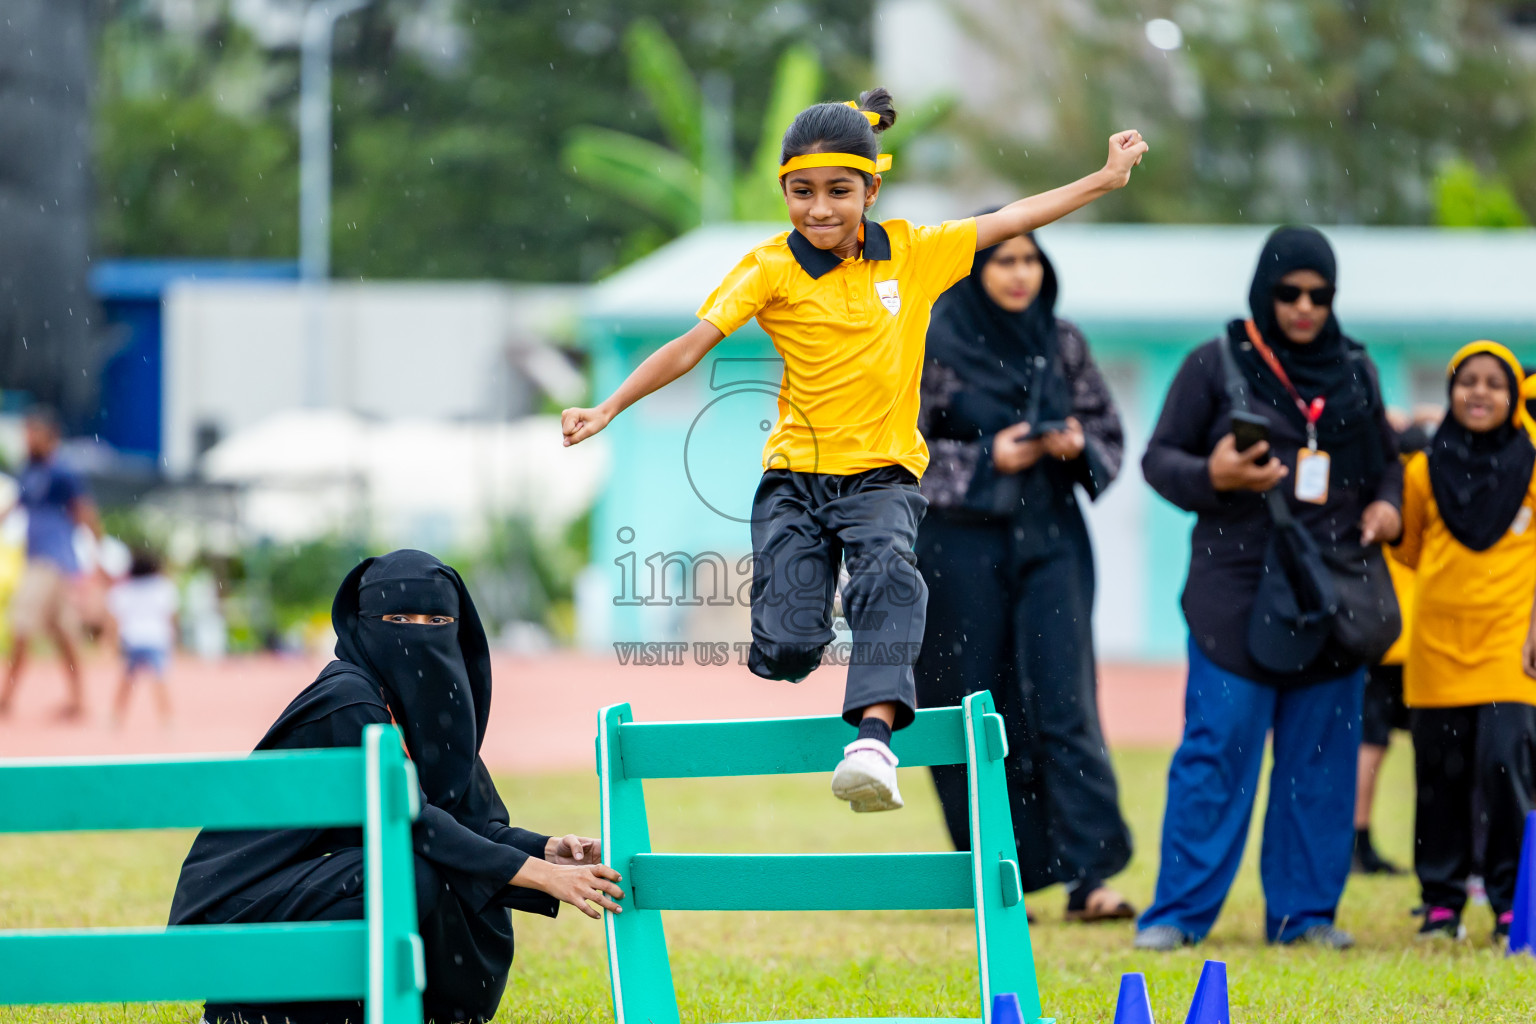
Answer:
[
  {"xmin": 696, "ymin": 217, "xmax": 978, "ymax": 478},
  {"xmin": 1378, "ymin": 554, "xmax": 1415, "ymax": 666},
  {"xmin": 1391, "ymin": 452, "xmax": 1536, "ymax": 708}
]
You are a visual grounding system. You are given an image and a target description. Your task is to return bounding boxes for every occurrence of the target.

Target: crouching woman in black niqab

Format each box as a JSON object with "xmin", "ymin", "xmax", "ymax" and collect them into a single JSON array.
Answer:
[{"xmin": 169, "ymin": 549, "xmax": 623, "ymax": 1024}]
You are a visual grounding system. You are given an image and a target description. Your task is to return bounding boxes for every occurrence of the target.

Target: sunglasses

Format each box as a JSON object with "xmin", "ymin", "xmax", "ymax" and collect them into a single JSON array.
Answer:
[{"xmin": 1272, "ymin": 283, "xmax": 1335, "ymax": 306}]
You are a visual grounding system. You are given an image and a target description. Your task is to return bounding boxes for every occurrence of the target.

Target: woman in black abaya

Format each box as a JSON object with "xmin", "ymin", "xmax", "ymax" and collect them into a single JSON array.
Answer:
[
  {"xmin": 916, "ymin": 228, "xmax": 1135, "ymax": 922},
  {"xmin": 169, "ymin": 549, "xmax": 622, "ymax": 1024}
]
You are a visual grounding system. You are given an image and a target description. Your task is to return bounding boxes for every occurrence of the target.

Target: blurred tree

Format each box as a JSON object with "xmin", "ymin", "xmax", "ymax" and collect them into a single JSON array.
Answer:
[
  {"xmin": 96, "ymin": 13, "xmax": 299, "ymax": 259},
  {"xmin": 1432, "ymin": 159, "xmax": 1530, "ymax": 227},
  {"xmin": 94, "ymin": 0, "xmax": 875, "ymax": 281},
  {"xmin": 949, "ymin": 0, "xmax": 1536, "ymax": 225},
  {"xmin": 562, "ymin": 18, "xmax": 954, "ymax": 231}
]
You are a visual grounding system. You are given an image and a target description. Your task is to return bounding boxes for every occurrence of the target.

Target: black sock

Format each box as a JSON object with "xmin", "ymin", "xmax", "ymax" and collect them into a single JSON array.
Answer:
[{"xmin": 856, "ymin": 717, "xmax": 892, "ymax": 746}]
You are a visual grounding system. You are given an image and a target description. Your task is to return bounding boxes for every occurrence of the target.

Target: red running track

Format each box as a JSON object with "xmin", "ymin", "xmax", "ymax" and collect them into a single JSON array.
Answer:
[{"xmin": 0, "ymin": 653, "xmax": 1185, "ymax": 771}]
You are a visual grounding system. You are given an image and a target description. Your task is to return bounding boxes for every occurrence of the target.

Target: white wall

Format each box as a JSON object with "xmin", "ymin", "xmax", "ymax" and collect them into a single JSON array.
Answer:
[
  {"xmin": 1080, "ymin": 358, "xmax": 1146, "ymax": 660},
  {"xmin": 162, "ymin": 281, "xmax": 582, "ymax": 475}
]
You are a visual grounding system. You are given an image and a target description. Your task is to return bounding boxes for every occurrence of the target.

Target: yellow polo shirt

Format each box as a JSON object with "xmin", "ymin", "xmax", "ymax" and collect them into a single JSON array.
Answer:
[
  {"xmin": 696, "ymin": 217, "xmax": 978, "ymax": 477},
  {"xmin": 1392, "ymin": 452, "xmax": 1536, "ymax": 708}
]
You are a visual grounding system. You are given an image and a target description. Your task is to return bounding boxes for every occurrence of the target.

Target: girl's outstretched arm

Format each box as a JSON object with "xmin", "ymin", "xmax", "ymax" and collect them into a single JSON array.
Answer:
[
  {"xmin": 562, "ymin": 320, "xmax": 726, "ymax": 446},
  {"xmin": 975, "ymin": 130, "xmax": 1149, "ymax": 251}
]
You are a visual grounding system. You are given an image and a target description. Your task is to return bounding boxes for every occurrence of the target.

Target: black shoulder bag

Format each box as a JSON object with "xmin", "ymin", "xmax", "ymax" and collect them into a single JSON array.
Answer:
[
  {"xmin": 1216, "ymin": 335, "xmax": 1400, "ymax": 672},
  {"xmin": 1214, "ymin": 335, "xmax": 1337, "ymax": 672}
]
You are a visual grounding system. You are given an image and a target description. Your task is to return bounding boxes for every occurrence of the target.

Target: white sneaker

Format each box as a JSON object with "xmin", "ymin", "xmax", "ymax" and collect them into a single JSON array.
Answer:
[{"xmin": 831, "ymin": 738, "xmax": 903, "ymax": 812}]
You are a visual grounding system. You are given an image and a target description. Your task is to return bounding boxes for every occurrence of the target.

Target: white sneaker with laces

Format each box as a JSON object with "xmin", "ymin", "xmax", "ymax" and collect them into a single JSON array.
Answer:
[{"xmin": 831, "ymin": 738, "xmax": 903, "ymax": 812}]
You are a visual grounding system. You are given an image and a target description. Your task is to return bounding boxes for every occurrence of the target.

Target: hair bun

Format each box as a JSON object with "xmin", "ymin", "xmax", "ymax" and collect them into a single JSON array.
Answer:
[{"xmin": 857, "ymin": 87, "xmax": 898, "ymax": 134}]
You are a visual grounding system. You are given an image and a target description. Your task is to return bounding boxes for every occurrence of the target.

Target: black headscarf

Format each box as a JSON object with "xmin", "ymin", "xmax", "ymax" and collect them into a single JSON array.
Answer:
[
  {"xmin": 171, "ymin": 549, "xmax": 555, "ymax": 1021},
  {"xmin": 170, "ymin": 550, "xmax": 502, "ymax": 927},
  {"xmin": 927, "ymin": 226, "xmax": 1073, "ymax": 438},
  {"xmin": 1428, "ymin": 343, "xmax": 1536, "ymax": 552},
  {"xmin": 333, "ymin": 549, "xmax": 490, "ymax": 806},
  {"xmin": 1228, "ymin": 225, "xmax": 1384, "ymax": 487}
]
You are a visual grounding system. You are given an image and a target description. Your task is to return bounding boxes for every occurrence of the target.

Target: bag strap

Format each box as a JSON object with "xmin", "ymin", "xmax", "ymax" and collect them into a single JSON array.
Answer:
[
  {"xmin": 1215, "ymin": 333, "xmax": 1295, "ymax": 526},
  {"xmin": 378, "ymin": 691, "xmax": 413, "ymax": 761}
]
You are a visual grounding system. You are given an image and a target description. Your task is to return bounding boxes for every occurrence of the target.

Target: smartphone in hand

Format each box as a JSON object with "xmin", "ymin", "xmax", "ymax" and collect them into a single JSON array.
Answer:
[{"xmin": 1230, "ymin": 411, "xmax": 1271, "ymax": 464}]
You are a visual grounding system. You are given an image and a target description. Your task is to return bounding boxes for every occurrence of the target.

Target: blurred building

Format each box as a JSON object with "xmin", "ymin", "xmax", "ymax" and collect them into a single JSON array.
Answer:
[
  {"xmin": 161, "ymin": 280, "xmax": 584, "ymax": 473},
  {"xmin": 0, "ymin": 0, "xmax": 105, "ymax": 429},
  {"xmin": 92, "ymin": 259, "xmax": 300, "ymax": 462},
  {"xmin": 156, "ymin": 280, "xmax": 596, "ymax": 553},
  {"xmin": 576, "ymin": 222, "xmax": 1536, "ymax": 661}
]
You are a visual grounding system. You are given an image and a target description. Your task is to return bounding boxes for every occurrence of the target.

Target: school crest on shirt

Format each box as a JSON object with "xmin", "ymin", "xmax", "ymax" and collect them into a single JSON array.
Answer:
[{"xmin": 875, "ymin": 279, "xmax": 901, "ymax": 315}]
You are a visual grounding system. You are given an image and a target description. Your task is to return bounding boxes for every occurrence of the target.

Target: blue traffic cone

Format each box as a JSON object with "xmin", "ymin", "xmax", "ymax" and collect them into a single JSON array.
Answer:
[
  {"xmin": 1183, "ymin": 960, "xmax": 1228, "ymax": 1024},
  {"xmin": 1508, "ymin": 809, "xmax": 1536, "ymax": 955},
  {"xmin": 990, "ymin": 992, "xmax": 1024, "ymax": 1024},
  {"xmin": 1112, "ymin": 972, "xmax": 1155, "ymax": 1024}
]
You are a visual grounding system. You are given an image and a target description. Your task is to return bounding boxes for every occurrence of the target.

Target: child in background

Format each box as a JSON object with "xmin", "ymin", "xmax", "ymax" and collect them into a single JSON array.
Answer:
[
  {"xmin": 1392, "ymin": 342, "xmax": 1536, "ymax": 944},
  {"xmin": 562, "ymin": 88, "xmax": 1147, "ymax": 811},
  {"xmin": 107, "ymin": 550, "xmax": 179, "ymax": 727},
  {"xmin": 1354, "ymin": 409, "xmax": 1436, "ymax": 875}
]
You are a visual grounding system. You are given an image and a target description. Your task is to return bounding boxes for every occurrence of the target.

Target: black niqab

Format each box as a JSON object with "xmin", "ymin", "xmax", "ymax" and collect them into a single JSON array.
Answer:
[
  {"xmin": 1229, "ymin": 225, "xmax": 1383, "ymax": 487},
  {"xmin": 927, "ymin": 227, "xmax": 1072, "ymax": 433},
  {"xmin": 1428, "ymin": 350, "xmax": 1536, "ymax": 552},
  {"xmin": 171, "ymin": 550, "xmax": 558, "ymax": 1024},
  {"xmin": 338, "ymin": 550, "xmax": 489, "ymax": 806}
]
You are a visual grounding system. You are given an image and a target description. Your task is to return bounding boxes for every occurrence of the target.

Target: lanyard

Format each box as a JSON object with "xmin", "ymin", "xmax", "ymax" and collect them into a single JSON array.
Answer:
[{"xmin": 1243, "ymin": 319, "xmax": 1325, "ymax": 449}]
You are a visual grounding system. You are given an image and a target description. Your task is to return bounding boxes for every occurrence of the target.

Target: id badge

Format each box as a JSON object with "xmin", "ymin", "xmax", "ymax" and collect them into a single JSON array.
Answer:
[{"xmin": 1295, "ymin": 449, "xmax": 1330, "ymax": 504}]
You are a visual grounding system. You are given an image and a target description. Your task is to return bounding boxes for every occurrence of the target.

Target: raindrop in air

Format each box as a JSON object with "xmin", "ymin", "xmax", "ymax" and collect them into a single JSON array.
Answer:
[{"xmin": 1145, "ymin": 18, "xmax": 1183, "ymax": 51}]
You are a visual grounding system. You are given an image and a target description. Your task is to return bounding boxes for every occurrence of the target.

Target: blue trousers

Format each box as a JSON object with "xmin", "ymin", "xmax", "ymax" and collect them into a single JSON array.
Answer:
[{"xmin": 1138, "ymin": 639, "xmax": 1362, "ymax": 943}]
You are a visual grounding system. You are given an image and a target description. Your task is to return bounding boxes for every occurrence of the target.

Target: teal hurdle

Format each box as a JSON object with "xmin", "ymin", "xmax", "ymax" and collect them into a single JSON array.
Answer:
[
  {"xmin": 596, "ymin": 691, "xmax": 1048, "ymax": 1024},
  {"xmin": 0, "ymin": 724, "xmax": 425, "ymax": 1023}
]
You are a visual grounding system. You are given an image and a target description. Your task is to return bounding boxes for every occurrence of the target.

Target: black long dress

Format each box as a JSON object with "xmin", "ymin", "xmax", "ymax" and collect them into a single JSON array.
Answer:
[
  {"xmin": 169, "ymin": 550, "xmax": 559, "ymax": 1024},
  {"xmin": 915, "ymin": 234, "xmax": 1133, "ymax": 895}
]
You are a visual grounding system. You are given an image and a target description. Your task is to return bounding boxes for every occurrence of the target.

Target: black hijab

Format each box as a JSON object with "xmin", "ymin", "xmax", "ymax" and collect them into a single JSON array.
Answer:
[
  {"xmin": 170, "ymin": 549, "xmax": 503, "ymax": 927},
  {"xmin": 334, "ymin": 549, "xmax": 490, "ymax": 806},
  {"xmin": 1229, "ymin": 226, "xmax": 1383, "ymax": 487},
  {"xmin": 1428, "ymin": 343, "xmax": 1536, "ymax": 552},
  {"xmin": 927, "ymin": 226, "xmax": 1073, "ymax": 437}
]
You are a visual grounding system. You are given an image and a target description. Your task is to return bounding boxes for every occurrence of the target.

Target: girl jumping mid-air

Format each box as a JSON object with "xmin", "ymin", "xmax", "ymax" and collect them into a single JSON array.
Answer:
[{"xmin": 563, "ymin": 88, "xmax": 1147, "ymax": 812}]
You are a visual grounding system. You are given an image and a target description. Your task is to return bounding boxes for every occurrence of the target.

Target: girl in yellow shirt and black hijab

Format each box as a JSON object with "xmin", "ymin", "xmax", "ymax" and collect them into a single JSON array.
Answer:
[
  {"xmin": 564, "ymin": 91, "xmax": 1147, "ymax": 811},
  {"xmin": 1393, "ymin": 341, "xmax": 1536, "ymax": 944}
]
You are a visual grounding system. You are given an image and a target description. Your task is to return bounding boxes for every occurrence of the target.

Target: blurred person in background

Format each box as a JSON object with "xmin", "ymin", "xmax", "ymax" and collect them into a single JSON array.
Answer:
[
  {"xmin": 0, "ymin": 406, "xmax": 102, "ymax": 720},
  {"xmin": 1135, "ymin": 227, "xmax": 1402, "ymax": 951},
  {"xmin": 1352, "ymin": 407, "xmax": 1436, "ymax": 875},
  {"xmin": 106, "ymin": 549, "xmax": 178, "ymax": 728},
  {"xmin": 915, "ymin": 227, "xmax": 1134, "ymax": 922},
  {"xmin": 1393, "ymin": 342, "xmax": 1536, "ymax": 945}
]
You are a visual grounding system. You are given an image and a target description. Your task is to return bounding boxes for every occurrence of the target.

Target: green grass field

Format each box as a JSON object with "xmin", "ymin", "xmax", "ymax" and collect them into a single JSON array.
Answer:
[{"xmin": 3, "ymin": 737, "xmax": 1534, "ymax": 1023}]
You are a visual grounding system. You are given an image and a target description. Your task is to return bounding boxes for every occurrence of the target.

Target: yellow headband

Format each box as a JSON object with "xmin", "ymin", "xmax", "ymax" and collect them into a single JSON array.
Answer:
[
  {"xmin": 1448, "ymin": 340, "xmax": 1530, "ymax": 429},
  {"xmin": 778, "ymin": 152, "xmax": 892, "ymax": 179},
  {"xmin": 775, "ymin": 101, "xmax": 889, "ymax": 178}
]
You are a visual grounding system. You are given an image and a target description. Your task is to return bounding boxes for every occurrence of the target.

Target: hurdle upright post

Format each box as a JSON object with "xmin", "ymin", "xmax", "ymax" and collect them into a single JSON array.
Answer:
[
  {"xmin": 599, "ymin": 702, "xmax": 680, "ymax": 1024},
  {"xmin": 963, "ymin": 690, "xmax": 1040, "ymax": 1021},
  {"xmin": 364, "ymin": 724, "xmax": 426, "ymax": 1024}
]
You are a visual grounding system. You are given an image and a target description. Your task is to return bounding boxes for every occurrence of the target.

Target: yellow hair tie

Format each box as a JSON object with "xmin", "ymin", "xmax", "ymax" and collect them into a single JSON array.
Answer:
[
  {"xmin": 843, "ymin": 100, "xmax": 881, "ymax": 127},
  {"xmin": 777, "ymin": 151, "xmax": 892, "ymax": 179}
]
